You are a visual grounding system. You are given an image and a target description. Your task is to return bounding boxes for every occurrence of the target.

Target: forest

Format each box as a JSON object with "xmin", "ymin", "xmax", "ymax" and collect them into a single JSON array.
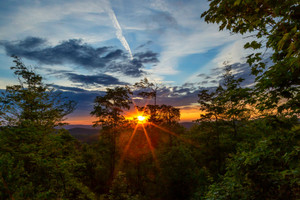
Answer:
[{"xmin": 0, "ymin": 0, "xmax": 299, "ymax": 199}]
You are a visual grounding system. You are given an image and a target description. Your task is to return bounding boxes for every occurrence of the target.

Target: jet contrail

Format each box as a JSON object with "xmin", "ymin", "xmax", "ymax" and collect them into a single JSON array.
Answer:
[{"xmin": 106, "ymin": 5, "xmax": 133, "ymax": 60}]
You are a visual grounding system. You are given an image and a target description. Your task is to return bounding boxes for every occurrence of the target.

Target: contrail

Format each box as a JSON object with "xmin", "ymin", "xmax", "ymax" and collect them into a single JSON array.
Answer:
[{"xmin": 106, "ymin": 5, "xmax": 133, "ymax": 60}]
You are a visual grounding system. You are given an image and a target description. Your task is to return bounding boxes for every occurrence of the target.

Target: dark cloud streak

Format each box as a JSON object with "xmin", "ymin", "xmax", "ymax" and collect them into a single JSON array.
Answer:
[
  {"xmin": 1, "ymin": 37, "xmax": 160, "ymax": 78},
  {"xmin": 65, "ymin": 73, "xmax": 128, "ymax": 86}
]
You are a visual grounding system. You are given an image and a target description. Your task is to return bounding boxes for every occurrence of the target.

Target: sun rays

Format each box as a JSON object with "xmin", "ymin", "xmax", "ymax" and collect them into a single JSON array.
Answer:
[
  {"xmin": 142, "ymin": 123, "xmax": 160, "ymax": 169},
  {"xmin": 137, "ymin": 115, "xmax": 146, "ymax": 122},
  {"xmin": 151, "ymin": 123, "xmax": 200, "ymax": 148},
  {"xmin": 116, "ymin": 94, "xmax": 199, "ymax": 176}
]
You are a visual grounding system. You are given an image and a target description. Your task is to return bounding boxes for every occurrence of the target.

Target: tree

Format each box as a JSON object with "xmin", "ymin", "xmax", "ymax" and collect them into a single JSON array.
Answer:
[
  {"xmin": 0, "ymin": 57, "xmax": 94, "ymax": 199},
  {"xmin": 158, "ymin": 146, "xmax": 199, "ymax": 200},
  {"xmin": 197, "ymin": 66, "xmax": 251, "ymax": 175},
  {"xmin": 159, "ymin": 104, "xmax": 181, "ymax": 126},
  {"xmin": 91, "ymin": 86, "xmax": 132, "ymax": 183},
  {"xmin": 220, "ymin": 65, "xmax": 252, "ymax": 137},
  {"xmin": 137, "ymin": 104, "xmax": 180, "ymax": 146},
  {"xmin": 91, "ymin": 86, "xmax": 132, "ymax": 127},
  {"xmin": 198, "ymin": 86, "xmax": 225, "ymax": 123},
  {"xmin": 137, "ymin": 104, "xmax": 180, "ymax": 125},
  {"xmin": 105, "ymin": 171, "xmax": 141, "ymax": 200},
  {"xmin": 201, "ymin": 0, "xmax": 300, "ymax": 115},
  {"xmin": 205, "ymin": 117, "xmax": 300, "ymax": 200},
  {"xmin": 134, "ymin": 78, "xmax": 160, "ymax": 106},
  {"xmin": 198, "ymin": 65, "xmax": 251, "ymax": 137},
  {"xmin": 0, "ymin": 56, "xmax": 75, "ymax": 129}
]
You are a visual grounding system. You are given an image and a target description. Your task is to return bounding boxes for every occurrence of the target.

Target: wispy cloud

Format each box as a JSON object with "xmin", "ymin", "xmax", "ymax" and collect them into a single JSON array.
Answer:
[{"xmin": 105, "ymin": 0, "xmax": 133, "ymax": 60}]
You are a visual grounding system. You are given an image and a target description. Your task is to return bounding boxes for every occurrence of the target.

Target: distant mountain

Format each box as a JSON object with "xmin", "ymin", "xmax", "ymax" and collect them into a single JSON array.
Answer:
[
  {"xmin": 68, "ymin": 127, "xmax": 100, "ymax": 144},
  {"xmin": 64, "ymin": 125, "xmax": 96, "ymax": 129},
  {"xmin": 67, "ymin": 122, "xmax": 195, "ymax": 143},
  {"xmin": 180, "ymin": 122, "xmax": 195, "ymax": 130}
]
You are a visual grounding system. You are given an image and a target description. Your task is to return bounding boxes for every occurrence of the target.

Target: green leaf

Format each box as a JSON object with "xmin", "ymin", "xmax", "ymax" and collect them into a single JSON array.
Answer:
[{"xmin": 234, "ymin": 0, "xmax": 241, "ymax": 6}]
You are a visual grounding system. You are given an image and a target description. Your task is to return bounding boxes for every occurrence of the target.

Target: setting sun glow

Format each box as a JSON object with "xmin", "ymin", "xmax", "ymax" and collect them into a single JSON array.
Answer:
[{"xmin": 137, "ymin": 115, "xmax": 146, "ymax": 122}]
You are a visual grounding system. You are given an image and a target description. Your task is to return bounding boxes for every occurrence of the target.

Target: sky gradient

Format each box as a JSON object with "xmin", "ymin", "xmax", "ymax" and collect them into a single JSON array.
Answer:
[{"xmin": 0, "ymin": 0, "xmax": 258, "ymax": 124}]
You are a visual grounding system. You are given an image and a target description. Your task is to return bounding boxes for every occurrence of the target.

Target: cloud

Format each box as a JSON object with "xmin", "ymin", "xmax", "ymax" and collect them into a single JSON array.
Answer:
[
  {"xmin": 132, "ymin": 84, "xmax": 201, "ymax": 108},
  {"xmin": 105, "ymin": 0, "xmax": 133, "ymax": 59},
  {"xmin": 1, "ymin": 37, "xmax": 159, "ymax": 77},
  {"xmin": 1, "ymin": 37, "xmax": 115, "ymax": 66},
  {"xmin": 51, "ymin": 84, "xmax": 88, "ymax": 93},
  {"xmin": 134, "ymin": 51, "xmax": 159, "ymax": 63},
  {"xmin": 59, "ymin": 90, "xmax": 105, "ymax": 119},
  {"xmin": 0, "ymin": 0, "xmax": 114, "ymax": 44},
  {"xmin": 197, "ymin": 73, "xmax": 206, "ymax": 77},
  {"xmin": 190, "ymin": 58, "xmax": 272, "ymax": 88},
  {"xmin": 17, "ymin": 37, "xmax": 46, "ymax": 48},
  {"xmin": 145, "ymin": 9, "xmax": 178, "ymax": 31},
  {"xmin": 64, "ymin": 72, "xmax": 128, "ymax": 86},
  {"xmin": 135, "ymin": 41, "xmax": 153, "ymax": 50}
]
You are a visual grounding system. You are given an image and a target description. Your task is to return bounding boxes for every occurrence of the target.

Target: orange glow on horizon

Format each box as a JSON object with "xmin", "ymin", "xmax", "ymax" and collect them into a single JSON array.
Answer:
[
  {"xmin": 65, "ymin": 103, "xmax": 202, "ymax": 125},
  {"xmin": 65, "ymin": 115, "xmax": 97, "ymax": 125}
]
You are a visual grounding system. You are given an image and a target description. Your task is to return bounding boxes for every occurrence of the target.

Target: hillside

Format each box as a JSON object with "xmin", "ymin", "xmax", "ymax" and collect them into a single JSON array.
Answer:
[{"xmin": 68, "ymin": 127, "xmax": 100, "ymax": 144}]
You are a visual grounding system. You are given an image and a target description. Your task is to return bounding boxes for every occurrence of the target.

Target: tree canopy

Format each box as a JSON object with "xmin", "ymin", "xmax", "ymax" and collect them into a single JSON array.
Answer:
[
  {"xmin": 201, "ymin": 0, "xmax": 300, "ymax": 115},
  {"xmin": 0, "ymin": 56, "xmax": 75, "ymax": 129}
]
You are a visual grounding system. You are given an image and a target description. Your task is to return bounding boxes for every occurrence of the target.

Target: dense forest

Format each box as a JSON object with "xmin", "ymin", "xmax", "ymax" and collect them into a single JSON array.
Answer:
[{"xmin": 0, "ymin": 0, "xmax": 299, "ymax": 199}]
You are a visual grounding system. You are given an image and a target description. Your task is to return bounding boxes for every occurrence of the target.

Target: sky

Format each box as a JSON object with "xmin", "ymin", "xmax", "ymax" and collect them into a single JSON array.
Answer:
[{"xmin": 0, "ymin": 0, "xmax": 258, "ymax": 124}]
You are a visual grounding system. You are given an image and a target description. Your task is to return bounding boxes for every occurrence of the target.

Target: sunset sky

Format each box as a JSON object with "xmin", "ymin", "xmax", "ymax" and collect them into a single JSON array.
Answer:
[{"xmin": 0, "ymin": 0, "xmax": 259, "ymax": 124}]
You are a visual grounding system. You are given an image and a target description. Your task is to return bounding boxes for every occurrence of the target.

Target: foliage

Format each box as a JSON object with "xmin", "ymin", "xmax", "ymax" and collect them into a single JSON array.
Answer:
[
  {"xmin": 198, "ymin": 65, "xmax": 251, "ymax": 123},
  {"xmin": 0, "ymin": 58, "xmax": 94, "ymax": 199},
  {"xmin": 0, "ymin": 124, "xmax": 95, "ymax": 199},
  {"xmin": 134, "ymin": 78, "xmax": 160, "ymax": 105},
  {"xmin": 158, "ymin": 146, "xmax": 201, "ymax": 200},
  {"xmin": 1, "ymin": 5, "xmax": 299, "ymax": 197},
  {"xmin": 198, "ymin": 86, "xmax": 226, "ymax": 122},
  {"xmin": 0, "ymin": 56, "xmax": 76, "ymax": 128},
  {"xmin": 201, "ymin": 0, "xmax": 300, "ymax": 114},
  {"xmin": 91, "ymin": 86, "xmax": 132, "ymax": 127},
  {"xmin": 79, "ymin": 142, "xmax": 111, "ymax": 195},
  {"xmin": 137, "ymin": 104, "xmax": 180, "ymax": 125},
  {"xmin": 205, "ymin": 117, "xmax": 300, "ymax": 200},
  {"xmin": 105, "ymin": 171, "xmax": 141, "ymax": 200},
  {"xmin": 90, "ymin": 86, "xmax": 133, "ymax": 190}
]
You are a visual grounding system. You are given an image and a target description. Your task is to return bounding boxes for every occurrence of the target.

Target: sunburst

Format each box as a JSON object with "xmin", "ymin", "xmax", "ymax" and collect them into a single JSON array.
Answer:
[{"xmin": 117, "ymin": 94, "xmax": 199, "ymax": 175}]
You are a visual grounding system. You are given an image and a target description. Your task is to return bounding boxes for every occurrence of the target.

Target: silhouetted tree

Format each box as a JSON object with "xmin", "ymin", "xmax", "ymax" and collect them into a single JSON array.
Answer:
[
  {"xmin": 0, "ymin": 56, "xmax": 75, "ymax": 129},
  {"xmin": 134, "ymin": 78, "xmax": 160, "ymax": 106},
  {"xmin": 220, "ymin": 65, "xmax": 252, "ymax": 137},
  {"xmin": 91, "ymin": 86, "xmax": 132, "ymax": 184}
]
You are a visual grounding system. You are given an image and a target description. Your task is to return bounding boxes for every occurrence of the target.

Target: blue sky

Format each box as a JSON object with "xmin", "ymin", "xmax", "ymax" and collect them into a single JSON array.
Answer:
[{"xmin": 0, "ymin": 0, "xmax": 254, "ymax": 123}]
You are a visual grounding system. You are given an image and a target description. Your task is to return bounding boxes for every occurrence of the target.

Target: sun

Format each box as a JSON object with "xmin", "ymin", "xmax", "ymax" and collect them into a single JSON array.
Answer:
[{"xmin": 137, "ymin": 115, "xmax": 146, "ymax": 123}]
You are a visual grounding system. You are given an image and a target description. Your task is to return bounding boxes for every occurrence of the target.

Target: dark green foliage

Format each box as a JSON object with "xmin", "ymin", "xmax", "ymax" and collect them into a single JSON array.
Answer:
[
  {"xmin": 1, "ymin": 1, "xmax": 299, "ymax": 197},
  {"xmin": 0, "ymin": 58, "xmax": 94, "ymax": 199},
  {"xmin": 198, "ymin": 65, "xmax": 251, "ymax": 124},
  {"xmin": 91, "ymin": 86, "xmax": 132, "ymax": 127},
  {"xmin": 79, "ymin": 142, "xmax": 111, "ymax": 195},
  {"xmin": 158, "ymin": 146, "xmax": 200, "ymax": 200},
  {"xmin": 0, "ymin": 125, "xmax": 95, "ymax": 200},
  {"xmin": 105, "ymin": 171, "xmax": 141, "ymax": 200},
  {"xmin": 201, "ymin": 0, "xmax": 300, "ymax": 115},
  {"xmin": 205, "ymin": 117, "xmax": 300, "ymax": 200},
  {"xmin": 0, "ymin": 56, "xmax": 76, "ymax": 128}
]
